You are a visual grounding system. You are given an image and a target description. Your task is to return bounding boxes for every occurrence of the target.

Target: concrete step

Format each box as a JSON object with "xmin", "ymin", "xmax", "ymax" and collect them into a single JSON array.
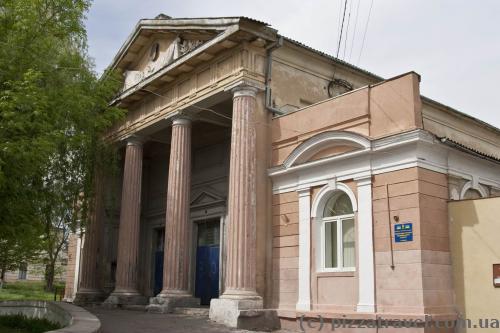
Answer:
[
  {"xmin": 173, "ymin": 307, "xmax": 209, "ymax": 317},
  {"xmin": 146, "ymin": 303, "xmax": 169, "ymax": 314},
  {"xmin": 122, "ymin": 304, "xmax": 147, "ymax": 312}
]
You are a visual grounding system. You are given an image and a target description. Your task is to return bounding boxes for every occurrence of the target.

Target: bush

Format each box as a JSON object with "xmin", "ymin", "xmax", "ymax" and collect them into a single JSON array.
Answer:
[{"xmin": 0, "ymin": 314, "xmax": 61, "ymax": 333}]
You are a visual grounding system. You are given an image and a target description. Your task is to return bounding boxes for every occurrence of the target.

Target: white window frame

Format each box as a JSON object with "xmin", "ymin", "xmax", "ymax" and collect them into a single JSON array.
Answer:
[{"xmin": 320, "ymin": 211, "xmax": 356, "ymax": 273}]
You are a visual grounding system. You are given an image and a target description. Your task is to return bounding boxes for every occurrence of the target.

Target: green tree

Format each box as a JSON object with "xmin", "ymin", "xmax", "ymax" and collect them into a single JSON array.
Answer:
[
  {"xmin": 0, "ymin": 224, "xmax": 43, "ymax": 288},
  {"xmin": 0, "ymin": 0, "xmax": 124, "ymax": 290}
]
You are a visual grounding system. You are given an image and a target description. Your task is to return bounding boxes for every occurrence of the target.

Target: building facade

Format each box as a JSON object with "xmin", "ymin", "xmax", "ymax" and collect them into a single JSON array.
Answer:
[{"xmin": 69, "ymin": 15, "xmax": 500, "ymax": 332}]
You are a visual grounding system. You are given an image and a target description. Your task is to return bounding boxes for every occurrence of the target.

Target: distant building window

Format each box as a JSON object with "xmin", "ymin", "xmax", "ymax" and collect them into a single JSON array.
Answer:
[
  {"xmin": 18, "ymin": 263, "xmax": 27, "ymax": 280},
  {"xmin": 321, "ymin": 192, "xmax": 355, "ymax": 271}
]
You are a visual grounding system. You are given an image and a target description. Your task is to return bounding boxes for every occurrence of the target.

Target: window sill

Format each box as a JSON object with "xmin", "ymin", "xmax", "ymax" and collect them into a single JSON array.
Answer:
[{"xmin": 315, "ymin": 270, "xmax": 356, "ymax": 277}]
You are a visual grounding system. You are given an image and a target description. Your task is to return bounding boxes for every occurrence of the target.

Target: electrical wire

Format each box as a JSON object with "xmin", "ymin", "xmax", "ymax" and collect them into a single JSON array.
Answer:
[
  {"xmin": 336, "ymin": 0, "xmax": 349, "ymax": 59},
  {"xmin": 348, "ymin": 0, "xmax": 361, "ymax": 62},
  {"xmin": 336, "ymin": 0, "xmax": 345, "ymax": 54},
  {"xmin": 342, "ymin": 0, "xmax": 353, "ymax": 60},
  {"xmin": 357, "ymin": 0, "xmax": 374, "ymax": 65}
]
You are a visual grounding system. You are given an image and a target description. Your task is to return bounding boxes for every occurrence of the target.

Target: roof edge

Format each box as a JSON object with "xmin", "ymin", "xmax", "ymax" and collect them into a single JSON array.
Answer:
[
  {"xmin": 422, "ymin": 96, "xmax": 500, "ymax": 134},
  {"xmin": 109, "ymin": 17, "xmax": 266, "ymax": 72}
]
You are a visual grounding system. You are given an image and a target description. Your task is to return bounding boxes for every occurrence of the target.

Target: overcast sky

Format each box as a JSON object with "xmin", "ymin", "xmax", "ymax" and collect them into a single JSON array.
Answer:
[{"xmin": 85, "ymin": 0, "xmax": 500, "ymax": 128}]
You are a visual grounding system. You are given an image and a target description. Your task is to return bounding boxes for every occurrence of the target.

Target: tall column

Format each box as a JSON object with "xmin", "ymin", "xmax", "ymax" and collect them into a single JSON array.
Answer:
[
  {"xmin": 209, "ymin": 84, "xmax": 280, "ymax": 329},
  {"xmin": 356, "ymin": 175, "xmax": 376, "ymax": 312},
  {"xmin": 210, "ymin": 84, "xmax": 272, "ymax": 328},
  {"xmin": 222, "ymin": 85, "xmax": 260, "ymax": 299},
  {"xmin": 105, "ymin": 136, "xmax": 146, "ymax": 305},
  {"xmin": 74, "ymin": 172, "xmax": 105, "ymax": 305},
  {"xmin": 159, "ymin": 116, "xmax": 193, "ymax": 298}
]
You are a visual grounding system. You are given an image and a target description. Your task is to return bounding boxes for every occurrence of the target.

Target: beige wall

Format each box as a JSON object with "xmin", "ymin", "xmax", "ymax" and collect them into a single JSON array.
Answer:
[
  {"xmin": 271, "ymin": 41, "xmax": 377, "ymax": 113},
  {"xmin": 422, "ymin": 100, "xmax": 500, "ymax": 161},
  {"xmin": 449, "ymin": 197, "xmax": 500, "ymax": 332}
]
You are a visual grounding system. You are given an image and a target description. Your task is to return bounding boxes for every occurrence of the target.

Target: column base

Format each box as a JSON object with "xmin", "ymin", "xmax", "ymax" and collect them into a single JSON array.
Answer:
[
  {"xmin": 73, "ymin": 289, "xmax": 105, "ymax": 306},
  {"xmin": 147, "ymin": 294, "xmax": 200, "ymax": 314},
  {"xmin": 209, "ymin": 297, "xmax": 279, "ymax": 331},
  {"xmin": 103, "ymin": 290, "xmax": 147, "ymax": 308}
]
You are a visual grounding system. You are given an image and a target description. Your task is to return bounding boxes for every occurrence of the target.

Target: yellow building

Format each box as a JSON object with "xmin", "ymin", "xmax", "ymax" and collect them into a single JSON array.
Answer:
[{"xmin": 449, "ymin": 197, "xmax": 500, "ymax": 333}]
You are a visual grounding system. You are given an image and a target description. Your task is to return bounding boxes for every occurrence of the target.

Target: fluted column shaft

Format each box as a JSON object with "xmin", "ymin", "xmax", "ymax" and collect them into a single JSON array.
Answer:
[
  {"xmin": 77, "ymin": 172, "xmax": 104, "ymax": 294},
  {"xmin": 223, "ymin": 86, "xmax": 259, "ymax": 299},
  {"xmin": 160, "ymin": 117, "xmax": 192, "ymax": 296},
  {"xmin": 114, "ymin": 138, "xmax": 143, "ymax": 294}
]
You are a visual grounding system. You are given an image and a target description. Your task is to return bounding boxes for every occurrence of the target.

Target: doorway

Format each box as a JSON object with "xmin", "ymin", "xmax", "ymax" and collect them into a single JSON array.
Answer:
[
  {"xmin": 194, "ymin": 219, "xmax": 220, "ymax": 305},
  {"xmin": 153, "ymin": 227, "xmax": 165, "ymax": 296}
]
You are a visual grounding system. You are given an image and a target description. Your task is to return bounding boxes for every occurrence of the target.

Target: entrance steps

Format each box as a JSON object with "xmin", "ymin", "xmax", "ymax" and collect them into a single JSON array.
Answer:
[
  {"xmin": 122, "ymin": 303, "xmax": 209, "ymax": 316},
  {"xmin": 173, "ymin": 306, "xmax": 209, "ymax": 317}
]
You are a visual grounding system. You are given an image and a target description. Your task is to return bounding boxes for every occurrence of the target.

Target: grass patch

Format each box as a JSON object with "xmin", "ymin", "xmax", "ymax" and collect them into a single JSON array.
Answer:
[
  {"xmin": 0, "ymin": 315, "xmax": 60, "ymax": 333},
  {"xmin": 0, "ymin": 281, "xmax": 64, "ymax": 301},
  {"xmin": 0, "ymin": 324, "xmax": 31, "ymax": 333}
]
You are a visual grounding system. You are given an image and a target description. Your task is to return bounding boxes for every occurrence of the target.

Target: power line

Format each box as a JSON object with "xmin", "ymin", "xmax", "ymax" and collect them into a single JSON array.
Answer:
[
  {"xmin": 357, "ymin": 0, "xmax": 374, "ymax": 65},
  {"xmin": 335, "ymin": 0, "xmax": 349, "ymax": 59},
  {"xmin": 342, "ymin": 0, "xmax": 353, "ymax": 60},
  {"xmin": 348, "ymin": 0, "xmax": 361, "ymax": 62},
  {"xmin": 336, "ymin": 0, "xmax": 345, "ymax": 53}
]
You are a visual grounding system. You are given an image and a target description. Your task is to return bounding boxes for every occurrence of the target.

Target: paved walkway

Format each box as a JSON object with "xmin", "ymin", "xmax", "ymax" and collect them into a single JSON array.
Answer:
[{"xmin": 88, "ymin": 307, "xmax": 283, "ymax": 333}]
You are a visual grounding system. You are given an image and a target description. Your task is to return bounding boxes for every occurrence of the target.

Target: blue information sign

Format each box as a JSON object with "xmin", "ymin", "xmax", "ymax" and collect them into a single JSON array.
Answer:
[{"xmin": 394, "ymin": 223, "xmax": 413, "ymax": 243}]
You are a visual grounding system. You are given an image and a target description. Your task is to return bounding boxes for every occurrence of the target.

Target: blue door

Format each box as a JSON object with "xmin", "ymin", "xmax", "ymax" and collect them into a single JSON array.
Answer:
[
  {"xmin": 195, "ymin": 220, "xmax": 220, "ymax": 305},
  {"xmin": 153, "ymin": 228, "xmax": 165, "ymax": 296},
  {"xmin": 154, "ymin": 250, "xmax": 163, "ymax": 296}
]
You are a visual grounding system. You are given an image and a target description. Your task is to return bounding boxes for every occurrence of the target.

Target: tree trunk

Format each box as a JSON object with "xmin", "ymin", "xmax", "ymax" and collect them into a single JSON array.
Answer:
[
  {"xmin": 45, "ymin": 262, "xmax": 55, "ymax": 292},
  {"xmin": 0, "ymin": 267, "xmax": 5, "ymax": 289}
]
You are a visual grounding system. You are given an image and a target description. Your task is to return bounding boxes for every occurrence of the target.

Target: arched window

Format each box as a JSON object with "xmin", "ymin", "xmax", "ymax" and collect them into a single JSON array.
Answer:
[{"xmin": 320, "ymin": 191, "xmax": 355, "ymax": 271}]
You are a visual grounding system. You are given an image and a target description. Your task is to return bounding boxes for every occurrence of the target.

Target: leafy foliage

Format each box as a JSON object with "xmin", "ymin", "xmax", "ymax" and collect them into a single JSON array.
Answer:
[
  {"xmin": 0, "ymin": 314, "xmax": 61, "ymax": 333},
  {"xmin": 0, "ymin": 0, "xmax": 124, "ymax": 288}
]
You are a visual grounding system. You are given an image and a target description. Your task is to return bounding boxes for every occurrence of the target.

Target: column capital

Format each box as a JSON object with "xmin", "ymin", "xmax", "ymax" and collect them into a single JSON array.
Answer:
[
  {"xmin": 232, "ymin": 85, "xmax": 259, "ymax": 98},
  {"xmin": 172, "ymin": 115, "xmax": 192, "ymax": 127},
  {"xmin": 224, "ymin": 79, "xmax": 265, "ymax": 97},
  {"xmin": 296, "ymin": 187, "xmax": 311, "ymax": 197},
  {"xmin": 124, "ymin": 135, "xmax": 146, "ymax": 147},
  {"xmin": 355, "ymin": 174, "xmax": 372, "ymax": 186}
]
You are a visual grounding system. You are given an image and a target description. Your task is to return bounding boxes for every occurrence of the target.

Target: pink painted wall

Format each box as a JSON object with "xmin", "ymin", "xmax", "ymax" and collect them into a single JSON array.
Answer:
[
  {"xmin": 373, "ymin": 167, "xmax": 454, "ymax": 315},
  {"xmin": 271, "ymin": 72, "xmax": 422, "ymax": 167},
  {"xmin": 271, "ymin": 191, "xmax": 299, "ymax": 309}
]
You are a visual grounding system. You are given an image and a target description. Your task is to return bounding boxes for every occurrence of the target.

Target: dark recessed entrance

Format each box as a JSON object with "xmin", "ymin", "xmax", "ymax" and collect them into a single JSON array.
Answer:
[
  {"xmin": 195, "ymin": 219, "xmax": 220, "ymax": 305},
  {"xmin": 153, "ymin": 227, "xmax": 165, "ymax": 296}
]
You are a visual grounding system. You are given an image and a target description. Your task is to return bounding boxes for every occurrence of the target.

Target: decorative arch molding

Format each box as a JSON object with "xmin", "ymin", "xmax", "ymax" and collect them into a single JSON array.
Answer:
[
  {"xmin": 283, "ymin": 131, "xmax": 371, "ymax": 168},
  {"xmin": 310, "ymin": 180, "xmax": 358, "ymax": 218},
  {"xmin": 459, "ymin": 180, "xmax": 488, "ymax": 199}
]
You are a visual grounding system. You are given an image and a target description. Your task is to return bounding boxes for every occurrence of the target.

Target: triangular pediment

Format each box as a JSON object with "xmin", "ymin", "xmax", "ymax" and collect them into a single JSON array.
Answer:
[
  {"xmin": 122, "ymin": 35, "xmax": 211, "ymax": 90},
  {"xmin": 110, "ymin": 16, "xmax": 278, "ymax": 104},
  {"xmin": 191, "ymin": 189, "xmax": 225, "ymax": 207}
]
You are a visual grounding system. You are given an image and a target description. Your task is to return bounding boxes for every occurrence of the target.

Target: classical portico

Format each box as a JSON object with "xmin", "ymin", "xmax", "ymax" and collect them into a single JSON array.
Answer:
[{"xmin": 68, "ymin": 14, "xmax": 500, "ymax": 333}]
